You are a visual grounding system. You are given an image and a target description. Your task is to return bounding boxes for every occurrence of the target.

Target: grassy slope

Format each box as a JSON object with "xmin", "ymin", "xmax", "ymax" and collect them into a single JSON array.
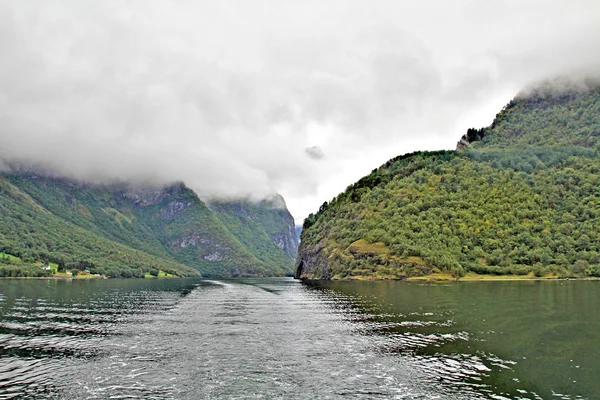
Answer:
[{"xmin": 297, "ymin": 80, "xmax": 600, "ymax": 280}]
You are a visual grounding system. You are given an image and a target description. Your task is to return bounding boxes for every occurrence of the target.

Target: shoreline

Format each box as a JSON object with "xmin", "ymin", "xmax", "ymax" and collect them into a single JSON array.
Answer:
[
  {"xmin": 0, "ymin": 276, "xmax": 104, "ymax": 280},
  {"xmin": 306, "ymin": 274, "xmax": 600, "ymax": 282},
  {"xmin": 0, "ymin": 275, "xmax": 184, "ymax": 280},
  {"xmin": 3, "ymin": 275, "xmax": 599, "ymax": 282}
]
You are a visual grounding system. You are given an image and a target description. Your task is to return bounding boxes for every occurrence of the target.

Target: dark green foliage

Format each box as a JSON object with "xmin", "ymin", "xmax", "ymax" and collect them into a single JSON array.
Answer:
[
  {"xmin": 298, "ymin": 80, "xmax": 600, "ymax": 279},
  {"xmin": 0, "ymin": 251, "xmax": 53, "ymax": 277},
  {"xmin": 0, "ymin": 264, "xmax": 52, "ymax": 278},
  {"xmin": 465, "ymin": 127, "xmax": 487, "ymax": 143}
]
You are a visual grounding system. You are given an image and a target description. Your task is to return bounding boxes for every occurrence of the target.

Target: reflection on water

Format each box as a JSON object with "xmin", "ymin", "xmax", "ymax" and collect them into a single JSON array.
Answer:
[{"xmin": 0, "ymin": 278, "xmax": 597, "ymax": 399}]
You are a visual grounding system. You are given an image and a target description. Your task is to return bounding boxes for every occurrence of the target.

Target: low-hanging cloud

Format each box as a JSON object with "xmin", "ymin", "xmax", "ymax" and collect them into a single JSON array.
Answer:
[{"xmin": 1, "ymin": 0, "xmax": 599, "ymax": 220}]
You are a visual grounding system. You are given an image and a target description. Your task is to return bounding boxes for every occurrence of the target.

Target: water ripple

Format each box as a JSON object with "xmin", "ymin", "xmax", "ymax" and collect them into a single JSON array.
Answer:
[{"xmin": 0, "ymin": 278, "xmax": 593, "ymax": 399}]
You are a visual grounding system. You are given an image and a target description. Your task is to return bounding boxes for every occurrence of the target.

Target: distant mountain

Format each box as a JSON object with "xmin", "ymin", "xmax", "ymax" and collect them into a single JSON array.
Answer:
[
  {"xmin": 296, "ymin": 77, "xmax": 600, "ymax": 280},
  {"xmin": 0, "ymin": 172, "xmax": 298, "ymax": 277},
  {"xmin": 208, "ymin": 195, "xmax": 298, "ymax": 268}
]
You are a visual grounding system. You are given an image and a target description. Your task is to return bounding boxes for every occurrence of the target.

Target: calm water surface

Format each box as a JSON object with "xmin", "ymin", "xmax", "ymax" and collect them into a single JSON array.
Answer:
[{"xmin": 0, "ymin": 278, "xmax": 597, "ymax": 399}]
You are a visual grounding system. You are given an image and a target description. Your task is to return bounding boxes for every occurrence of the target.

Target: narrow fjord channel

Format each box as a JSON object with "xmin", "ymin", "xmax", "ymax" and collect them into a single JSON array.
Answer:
[{"xmin": 0, "ymin": 278, "xmax": 597, "ymax": 399}]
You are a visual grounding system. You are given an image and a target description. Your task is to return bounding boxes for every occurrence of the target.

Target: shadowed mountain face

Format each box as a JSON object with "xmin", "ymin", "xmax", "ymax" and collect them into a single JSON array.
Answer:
[
  {"xmin": 0, "ymin": 172, "xmax": 298, "ymax": 278},
  {"xmin": 296, "ymin": 78, "xmax": 600, "ymax": 280}
]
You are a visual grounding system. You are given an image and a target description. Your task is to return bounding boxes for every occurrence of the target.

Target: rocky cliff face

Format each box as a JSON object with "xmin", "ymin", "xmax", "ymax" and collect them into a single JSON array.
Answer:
[
  {"xmin": 294, "ymin": 239, "xmax": 331, "ymax": 279},
  {"xmin": 260, "ymin": 194, "xmax": 299, "ymax": 257}
]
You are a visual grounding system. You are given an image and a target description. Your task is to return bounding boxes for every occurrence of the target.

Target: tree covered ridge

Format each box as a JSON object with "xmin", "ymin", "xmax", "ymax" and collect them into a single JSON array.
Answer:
[
  {"xmin": 297, "ymin": 79, "xmax": 600, "ymax": 279},
  {"xmin": 458, "ymin": 78, "xmax": 600, "ymax": 150}
]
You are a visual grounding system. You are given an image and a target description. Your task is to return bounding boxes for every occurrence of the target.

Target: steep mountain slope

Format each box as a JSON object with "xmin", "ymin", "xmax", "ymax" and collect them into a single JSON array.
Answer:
[
  {"xmin": 208, "ymin": 195, "xmax": 299, "ymax": 277},
  {"xmin": 0, "ymin": 172, "xmax": 298, "ymax": 277},
  {"xmin": 296, "ymin": 79, "xmax": 600, "ymax": 279},
  {"xmin": 0, "ymin": 176, "xmax": 199, "ymax": 278}
]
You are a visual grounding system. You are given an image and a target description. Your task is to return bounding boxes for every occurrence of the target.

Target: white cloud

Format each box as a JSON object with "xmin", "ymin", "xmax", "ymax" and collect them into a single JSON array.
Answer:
[{"xmin": 0, "ymin": 0, "xmax": 599, "ymax": 223}]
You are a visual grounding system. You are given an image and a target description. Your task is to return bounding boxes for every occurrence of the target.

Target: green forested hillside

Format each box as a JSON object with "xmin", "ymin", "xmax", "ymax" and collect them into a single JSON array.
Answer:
[
  {"xmin": 296, "ymin": 79, "xmax": 600, "ymax": 280},
  {"xmin": 0, "ymin": 174, "xmax": 298, "ymax": 278},
  {"xmin": 0, "ymin": 177, "xmax": 199, "ymax": 277}
]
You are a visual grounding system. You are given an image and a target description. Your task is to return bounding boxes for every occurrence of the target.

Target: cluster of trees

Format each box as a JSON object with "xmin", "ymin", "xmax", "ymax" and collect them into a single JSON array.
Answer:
[
  {"xmin": 0, "ymin": 264, "xmax": 52, "ymax": 277},
  {"xmin": 299, "ymin": 82, "xmax": 600, "ymax": 279},
  {"xmin": 0, "ymin": 252, "xmax": 52, "ymax": 277}
]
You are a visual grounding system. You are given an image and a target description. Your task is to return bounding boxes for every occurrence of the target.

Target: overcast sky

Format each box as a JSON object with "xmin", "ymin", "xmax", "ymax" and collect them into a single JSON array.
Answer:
[{"xmin": 1, "ymin": 0, "xmax": 599, "ymax": 223}]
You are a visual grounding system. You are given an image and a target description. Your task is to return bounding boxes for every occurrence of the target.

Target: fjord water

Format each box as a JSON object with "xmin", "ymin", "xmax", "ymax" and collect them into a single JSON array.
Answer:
[{"xmin": 0, "ymin": 279, "xmax": 597, "ymax": 399}]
